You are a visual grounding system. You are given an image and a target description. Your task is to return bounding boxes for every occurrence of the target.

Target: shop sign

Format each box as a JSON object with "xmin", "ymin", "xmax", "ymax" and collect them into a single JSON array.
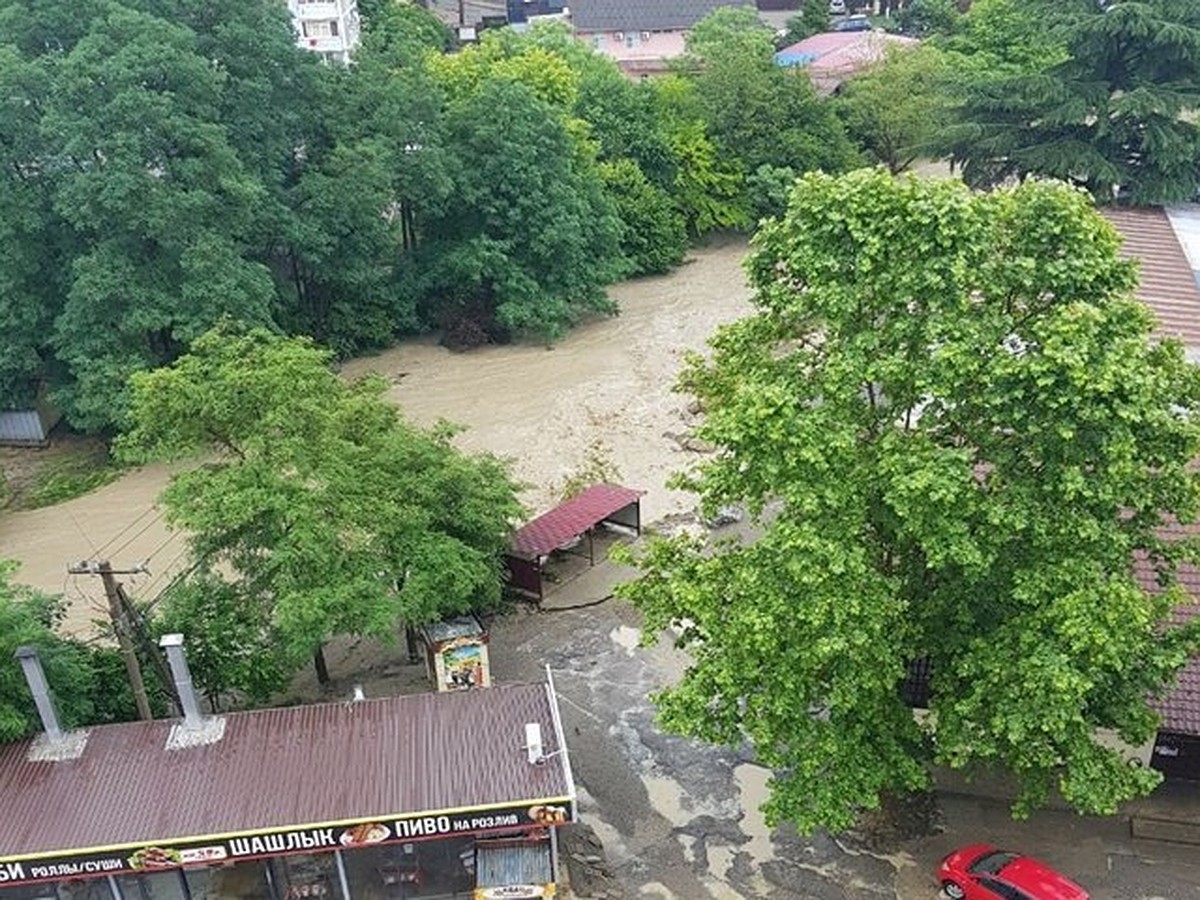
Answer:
[
  {"xmin": 0, "ymin": 800, "xmax": 573, "ymax": 888},
  {"xmin": 474, "ymin": 886, "xmax": 555, "ymax": 899}
]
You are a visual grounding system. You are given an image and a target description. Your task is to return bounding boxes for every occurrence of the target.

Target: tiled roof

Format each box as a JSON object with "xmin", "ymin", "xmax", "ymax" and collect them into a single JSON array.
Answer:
[
  {"xmin": 570, "ymin": 0, "xmax": 755, "ymax": 32},
  {"xmin": 1100, "ymin": 206, "xmax": 1200, "ymax": 354},
  {"xmin": 1134, "ymin": 522, "xmax": 1200, "ymax": 736},
  {"xmin": 0, "ymin": 684, "xmax": 571, "ymax": 859},
  {"xmin": 774, "ymin": 31, "xmax": 918, "ymax": 92},
  {"xmin": 509, "ymin": 484, "xmax": 643, "ymax": 558}
]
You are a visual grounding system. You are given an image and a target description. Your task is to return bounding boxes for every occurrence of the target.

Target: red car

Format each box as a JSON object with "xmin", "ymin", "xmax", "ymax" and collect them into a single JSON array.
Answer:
[{"xmin": 939, "ymin": 844, "xmax": 1089, "ymax": 900}]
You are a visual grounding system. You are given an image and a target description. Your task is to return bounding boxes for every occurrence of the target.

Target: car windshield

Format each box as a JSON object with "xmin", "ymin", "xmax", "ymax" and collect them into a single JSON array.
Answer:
[{"xmin": 968, "ymin": 851, "xmax": 1019, "ymax": 876}]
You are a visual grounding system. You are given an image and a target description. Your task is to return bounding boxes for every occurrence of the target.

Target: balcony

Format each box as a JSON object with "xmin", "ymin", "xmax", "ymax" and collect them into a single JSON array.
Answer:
[
  {"xmin": 297, "ymin": 33, "xmax": 348, "ymax": 53},
  {"xmin": 291, "ymin": 1, "xmax": 342, "ymax": 19}
]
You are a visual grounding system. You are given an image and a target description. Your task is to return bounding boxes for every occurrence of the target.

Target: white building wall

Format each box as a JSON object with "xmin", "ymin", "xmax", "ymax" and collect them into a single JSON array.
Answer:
[{"xmin": 287, "ymin": 0, "xmax": 361, "ymax": 63}]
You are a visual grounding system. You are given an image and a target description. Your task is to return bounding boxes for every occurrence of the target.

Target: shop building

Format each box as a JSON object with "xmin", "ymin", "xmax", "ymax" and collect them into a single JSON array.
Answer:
[{"xmin": 0, "ymin": 646, "xmax": 575, "ymax": 900}]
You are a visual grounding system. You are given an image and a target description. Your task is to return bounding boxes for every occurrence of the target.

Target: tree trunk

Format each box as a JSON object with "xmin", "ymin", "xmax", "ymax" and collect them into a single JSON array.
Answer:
[
  {"xmin": 405, "ymin": 626, "xmax": 421, "ymax": 664},
  {"xmin": 313, "ymin": 646, "xmax": 330, "ymax": 686}
]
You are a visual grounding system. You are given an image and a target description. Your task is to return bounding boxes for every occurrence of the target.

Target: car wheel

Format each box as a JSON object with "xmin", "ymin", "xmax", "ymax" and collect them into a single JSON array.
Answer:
[{"xmin": 941, "ymin": 882, "xmax": 966, "ymax": 900}]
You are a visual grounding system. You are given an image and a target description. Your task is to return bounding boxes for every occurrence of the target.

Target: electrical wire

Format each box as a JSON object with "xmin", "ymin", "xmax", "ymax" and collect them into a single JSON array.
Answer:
[
  {"xmin": 67, "ymin": 509, "xmax": 99, "ymax": 556},
  {"xmin": 139, "ymin": 530, "xmax": 181, "ymax": 568},
  {"xmin": 105, "ymin": 509, "xmax": 166, "ymax": 561},
  {"xmin": 91, "ymin": 504, "xmax": 159, "ymax": 559}
]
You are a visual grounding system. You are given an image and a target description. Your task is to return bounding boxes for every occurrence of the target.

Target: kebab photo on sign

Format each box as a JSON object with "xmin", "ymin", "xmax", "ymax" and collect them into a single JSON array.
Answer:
[
  {"xmin": 128, "ymin": 847, "xmax": 183, "ymax": 870},
  {"xmin": 339, "ymin": 823, "xmax": 390, "ymax": 846}
]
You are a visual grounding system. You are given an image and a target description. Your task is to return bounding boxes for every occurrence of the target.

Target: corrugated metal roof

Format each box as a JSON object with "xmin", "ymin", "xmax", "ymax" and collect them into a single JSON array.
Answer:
[
  {"xmin": 0, "ymin": 411, "xmax": 50, "ymax": 446},
  {"xmin": 570, "ymin": 0, "xmax": 755, "ymax": 32},
  {"xmin": 1101, "ymin": 206, "xmax": 1200, "ymax": 353},
  {"xmin": 1133, "ymin": 523, "xmax": 1200, "ymax": 737},
  {"xmin": 509, "ymin": 484, "xmax": 643, "ymax": 558},
  {"xmin": 0, "ymin": 684, "xmax": 571, "ymax": 859}
]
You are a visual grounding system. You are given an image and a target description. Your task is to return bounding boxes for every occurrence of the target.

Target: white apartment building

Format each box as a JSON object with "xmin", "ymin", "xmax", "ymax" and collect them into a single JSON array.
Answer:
[{"xmin": 287, "ymin": 0, "xmax": 361, "ymax": 63}]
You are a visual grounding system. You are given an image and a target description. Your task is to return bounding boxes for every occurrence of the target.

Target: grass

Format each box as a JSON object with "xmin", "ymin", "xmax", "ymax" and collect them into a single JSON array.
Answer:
[{"xmin": 22, "ymin": 448, "xmax": 124, "ymax": 509}]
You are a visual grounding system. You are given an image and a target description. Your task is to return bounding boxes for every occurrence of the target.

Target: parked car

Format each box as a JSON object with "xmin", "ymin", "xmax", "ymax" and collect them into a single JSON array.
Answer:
[
  {"xmin": 939, "ymin": 844, "xmax": 1089, "ymax": 900},
  {"xmin": 833, "ymin": 14, "xmax": 872, "ymax": 31},
  {"xmin": 828, "ymin": 0, "xmax": 847, "ymax": 14}
]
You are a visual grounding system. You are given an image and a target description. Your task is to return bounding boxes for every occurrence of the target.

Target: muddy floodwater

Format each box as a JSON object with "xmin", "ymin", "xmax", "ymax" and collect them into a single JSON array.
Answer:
[{"xmin": 0, "ymin": 238, "xmax": 753, "ymax": 637}]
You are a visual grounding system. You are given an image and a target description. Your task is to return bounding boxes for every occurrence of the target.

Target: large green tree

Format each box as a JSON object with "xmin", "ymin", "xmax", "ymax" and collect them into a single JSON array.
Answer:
[
  {"xmin": 943, "ymin": 0, "xmax": 1200, "ymax": 203},
  {"xmin": 617, "ymin": 170, "xmax": 1200, "ymax": 833},
  {"xmin": 836, "ymin": 45, "xmax": 956, "ymax": 173},
  {"xmin": 682, "ymin": 6, "xmax": 860, "ymax": 217},
  {"xmin": 118, "ymin": 326, "xmax": 523, "ymax": 688},
  {"xmin": 417, "ymin": 74, "xmax": 626, "ymax": 343}
]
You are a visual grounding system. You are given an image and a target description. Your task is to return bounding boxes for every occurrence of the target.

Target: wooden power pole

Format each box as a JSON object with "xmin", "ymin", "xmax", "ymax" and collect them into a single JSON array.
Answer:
[{"xmin": 68, "ymin": 559, "xmax": 153, "ymax": 721}]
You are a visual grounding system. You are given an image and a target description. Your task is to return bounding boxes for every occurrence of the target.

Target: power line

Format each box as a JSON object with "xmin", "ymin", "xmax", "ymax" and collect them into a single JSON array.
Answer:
[
  {"xmin": 140, "ymin": 530, "xmax": 181, "ymax": 568},
  {"xmin": 132, "ymin": 541, "xmax": 190, "ymax": 597},
  {"xmin": 105, "ymin": 509, "xmax": 166, "ymax": 561},
  {"xmin": 92, "ymin": 505, "xmax": 159, "ymax": 559},
  {"xmin": 67, "ymin": 510, "xmax": 99, "ymax": 556}
]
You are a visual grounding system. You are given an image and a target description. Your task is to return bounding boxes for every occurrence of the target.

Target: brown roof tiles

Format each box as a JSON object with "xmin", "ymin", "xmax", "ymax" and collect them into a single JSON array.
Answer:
[
  {"xmin": 0, "ymin": 683, "xmax": 572, "ymax": 860},
  {"xmin": 1101, "ymin": 206, "xmax": 1200, "ymax": 352}
]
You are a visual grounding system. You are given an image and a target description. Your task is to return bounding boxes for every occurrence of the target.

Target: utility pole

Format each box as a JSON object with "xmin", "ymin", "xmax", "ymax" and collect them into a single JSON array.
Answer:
[{"xmin": 68, "ymin": 559, "xmax": 153, "ymax": 721}]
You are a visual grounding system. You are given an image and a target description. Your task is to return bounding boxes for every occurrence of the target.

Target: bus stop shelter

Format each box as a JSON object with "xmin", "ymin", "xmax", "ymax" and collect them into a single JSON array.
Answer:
[{"xmin": 504, "ymin": 484, "xmax": 643, "ymax": 601}]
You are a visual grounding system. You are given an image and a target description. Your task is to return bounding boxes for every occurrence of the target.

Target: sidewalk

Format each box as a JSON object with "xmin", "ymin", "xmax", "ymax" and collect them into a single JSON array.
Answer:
[{"xmin": 934, "ymin": 764, "xmax": 1200, "ymax": 845}]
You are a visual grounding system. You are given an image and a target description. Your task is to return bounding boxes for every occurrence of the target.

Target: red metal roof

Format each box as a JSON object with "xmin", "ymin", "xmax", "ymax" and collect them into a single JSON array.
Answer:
[
  {"xmin": 508, "ymin": 484, "xmax": 643, "ymax": 558},
  {"xmin": 1133, "ymin": 523, "xmax": 1200, "ymax": 736},
  {"xmin": 0, "ymin": 684, "xmax": 572, "ymax": 860},
  {"xmin": 1101, "ymin": 207, "xmax": 1200, "ymax": 351}
]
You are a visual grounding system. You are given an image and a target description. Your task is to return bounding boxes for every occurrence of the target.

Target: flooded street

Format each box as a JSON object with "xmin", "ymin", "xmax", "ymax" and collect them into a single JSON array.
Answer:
[{"xmin": 0, "ymin": 237, "xmax": 753, "ymax": 636}]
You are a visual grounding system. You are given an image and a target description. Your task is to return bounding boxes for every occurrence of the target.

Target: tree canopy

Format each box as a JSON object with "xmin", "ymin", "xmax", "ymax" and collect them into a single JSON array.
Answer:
[
  {"xmin": 117, "ymin": 326, "xmax": 523, "ymax": 700},
  {"xmin": 836, "ymin": 45, "xmax": 956, "ymax": 173},
  {"xmin": 942, "ymin": 0, "xmax": 1200, "ymax": 203},
  {"xmin": 682, "ymin": 7, "xmax": 860, "ymax": 219},
  {"xmin": 617, "ymin": 170, "xmax": 1200, "ymax": 833},
  {"xmin": 0, "ymin": 0, "xmax": 892, "ymax": 431}
]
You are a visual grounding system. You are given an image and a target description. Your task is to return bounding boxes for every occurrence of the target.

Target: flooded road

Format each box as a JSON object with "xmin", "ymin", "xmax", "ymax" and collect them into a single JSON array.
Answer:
[{"xmin": 0, "ymin": 237, "xmax": 753, "ymax": 636}]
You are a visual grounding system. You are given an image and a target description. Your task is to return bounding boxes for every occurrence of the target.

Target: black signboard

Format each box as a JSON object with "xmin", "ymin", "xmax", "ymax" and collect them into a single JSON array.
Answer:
[{"xmin": 0, "ymin": 798, "xmax": 573, "ymax": 887}]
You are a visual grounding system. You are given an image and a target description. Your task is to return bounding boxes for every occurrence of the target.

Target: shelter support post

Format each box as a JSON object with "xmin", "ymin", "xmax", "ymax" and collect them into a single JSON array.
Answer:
[
  {"xmin": 335, "ymin": 848, "xmax": 353, "ymax": 900},
  {"xmin": 550, "ymin": 824, "xmax": 561, "ymax": 884}
]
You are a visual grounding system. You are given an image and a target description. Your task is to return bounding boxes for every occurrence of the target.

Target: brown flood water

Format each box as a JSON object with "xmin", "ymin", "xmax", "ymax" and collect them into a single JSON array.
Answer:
[{"xmin": 0, "ymin": 237, "xmax": 753, "ymax": 637}]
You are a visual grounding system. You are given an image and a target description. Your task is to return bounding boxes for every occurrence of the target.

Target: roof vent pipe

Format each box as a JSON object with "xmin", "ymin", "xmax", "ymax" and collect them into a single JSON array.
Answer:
[
  {"xmin": 14, "ymin": 646, "xmax": 63, "ymax": 742},
  {"xmin": 159, "ymin": 634, "xmax": 204, "ymax": 729}
]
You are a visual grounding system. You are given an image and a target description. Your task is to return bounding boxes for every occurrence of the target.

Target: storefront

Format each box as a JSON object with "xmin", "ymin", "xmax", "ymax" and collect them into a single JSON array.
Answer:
[{"xmin": 0, "ymin": 673, "xmax": 575, "ymax": 900}]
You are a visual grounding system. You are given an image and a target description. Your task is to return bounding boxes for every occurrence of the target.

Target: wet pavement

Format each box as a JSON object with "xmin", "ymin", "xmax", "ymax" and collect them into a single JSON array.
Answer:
[{"xmin": 487, "ymin": 587, "xmax": 1200, "ymax": 899}]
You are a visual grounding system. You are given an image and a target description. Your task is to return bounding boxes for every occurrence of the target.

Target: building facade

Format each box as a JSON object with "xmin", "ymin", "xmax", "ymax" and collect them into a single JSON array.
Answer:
[
  {"xmin": 287, "ymin": 0, "xmax": 361, "ymax": 64},
  {"xmin": 570, "ymin": 0, "xmax": 756, "ymax": 77}
]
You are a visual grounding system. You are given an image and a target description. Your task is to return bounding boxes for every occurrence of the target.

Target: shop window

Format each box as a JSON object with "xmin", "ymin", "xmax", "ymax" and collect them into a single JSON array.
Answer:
[
  {"xmin": 340, "ymin": 837, "xmax": 476, "ymax": 898},
  {"xmin": 117, "ymin": 871, "xmax": 190, "ymax": 900},
  {"xmin": 0, "ymin": 883, "xmax": 86, "ymax": 900}
]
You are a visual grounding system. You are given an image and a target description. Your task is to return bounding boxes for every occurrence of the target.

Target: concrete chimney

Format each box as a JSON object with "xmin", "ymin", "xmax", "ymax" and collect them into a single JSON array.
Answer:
[
  {"xmin": 14, "ymin": 646, "xmax": 63, "ymax": 742},
  {"xmin": 158, "ymin": 634, "xmax": 204, "ymax": 730}
]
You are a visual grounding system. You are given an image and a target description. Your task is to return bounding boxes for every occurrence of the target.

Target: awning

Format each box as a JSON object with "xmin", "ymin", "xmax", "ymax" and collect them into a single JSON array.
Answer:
[{"xmin": 509, "ymin": 484, "xmax": 643, "ymax": 559}]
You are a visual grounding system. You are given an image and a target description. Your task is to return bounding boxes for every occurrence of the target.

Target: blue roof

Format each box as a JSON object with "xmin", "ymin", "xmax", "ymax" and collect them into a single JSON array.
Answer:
[{"xmin": 774, "ymin": 50, "xmax": 816, "ymax": 67}]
